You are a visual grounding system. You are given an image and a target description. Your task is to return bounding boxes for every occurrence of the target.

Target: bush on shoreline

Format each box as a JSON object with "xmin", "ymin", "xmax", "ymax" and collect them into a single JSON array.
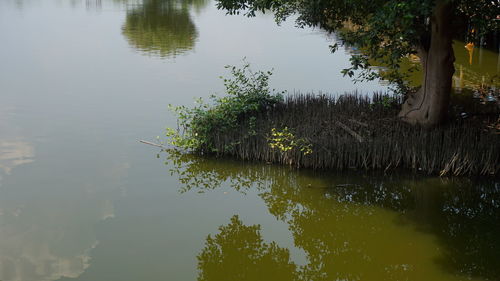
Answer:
[
  {"xmin": 166, "ymin": 65, "xmax": 499, "ymax": 176},
  {"xmin": 167, "ymin": 62, "xmax": 283, "ymax": 152}
]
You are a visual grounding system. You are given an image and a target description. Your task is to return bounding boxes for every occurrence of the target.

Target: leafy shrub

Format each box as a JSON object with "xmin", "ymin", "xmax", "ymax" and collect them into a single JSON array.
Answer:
[
  {"xmin": 268, "ymin": 127, "xmax": 312, "ymax": 155},
  {"xmin": 267, "ymin": 127, "xmax": 313, "ymax": 165},
  {"xmin": 167, "ymin": 62, "xmax": 284, "ymax": 152}
]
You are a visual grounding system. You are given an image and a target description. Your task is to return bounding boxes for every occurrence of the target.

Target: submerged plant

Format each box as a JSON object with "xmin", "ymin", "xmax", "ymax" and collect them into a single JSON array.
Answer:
[{"xmin": 167, "ymin": 62, "xmax": 284, "ymax": 152}]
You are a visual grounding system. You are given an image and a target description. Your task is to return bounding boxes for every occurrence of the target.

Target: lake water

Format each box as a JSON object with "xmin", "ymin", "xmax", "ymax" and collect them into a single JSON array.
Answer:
[{"xmin": 0, "ymin": 0, "xmax": 499, "ymax": 280}]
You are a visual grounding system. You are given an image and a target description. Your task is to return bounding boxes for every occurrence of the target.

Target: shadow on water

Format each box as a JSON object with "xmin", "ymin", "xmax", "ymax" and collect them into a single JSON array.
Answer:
[
  {"xmin": 163, "ymin": 150, "xmax": 500, "ymax": 281},
  {"xmin": 121, "ymin": 0, "xmax": 208, "ymax": 58}
]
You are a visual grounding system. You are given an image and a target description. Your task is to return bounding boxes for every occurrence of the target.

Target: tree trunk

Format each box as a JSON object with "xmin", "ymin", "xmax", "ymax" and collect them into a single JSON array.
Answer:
[{"xmin": 398, "ymin": 1, "xmax": 455, "ymax": 127}]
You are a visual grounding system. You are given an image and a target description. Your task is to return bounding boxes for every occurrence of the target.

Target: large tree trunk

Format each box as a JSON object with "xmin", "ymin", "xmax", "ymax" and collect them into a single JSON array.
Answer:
[{"xmin": 398, "ymin": 1, "xmax": 455, "ymax": 127}]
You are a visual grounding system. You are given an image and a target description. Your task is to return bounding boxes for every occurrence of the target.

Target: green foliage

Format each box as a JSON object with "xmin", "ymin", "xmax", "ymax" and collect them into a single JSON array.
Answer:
[
  {"xmin": 268, "ymin": 127, "xmax": 313, "ymax": 156},
  {"xmin": 216, "ymin": 0, "xmax": 500, "ymax": 91},
  {"xmin": 167, "ymin": 62, "xmax": 284, "ymax": 152},
  {"xmin": 369, "ymin": 95, "xmax": 399, "ymax": 110}
]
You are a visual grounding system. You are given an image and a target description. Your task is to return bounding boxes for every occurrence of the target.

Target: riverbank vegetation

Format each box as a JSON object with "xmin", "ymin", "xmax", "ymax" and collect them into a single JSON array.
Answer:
[
  {"xmin": 166, "ymin": 62, "xmax": 284, "ymax": 152},
  {"xmin": 167, "ymin": 64, "xmax": 499, "ymax": 176},
  {"xmin": 164, "ymin": 0, "xmax": 500, "ymax": 176}
]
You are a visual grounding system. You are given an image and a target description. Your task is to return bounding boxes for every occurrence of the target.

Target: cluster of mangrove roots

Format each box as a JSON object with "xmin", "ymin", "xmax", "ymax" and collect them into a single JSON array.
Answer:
[{"xmin": 207, "ymin": 93, "xmax": 499, "ymax": 176}]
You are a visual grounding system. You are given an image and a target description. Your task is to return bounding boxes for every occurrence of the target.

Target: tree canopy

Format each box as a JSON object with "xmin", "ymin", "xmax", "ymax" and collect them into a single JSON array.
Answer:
[
  {"xmin": 217, "ymin": 0, "xmax": 498, "ymax": 82},
  {"xmin": 216, "ymin": 0, "xmax": 500, "ymax": 126}
]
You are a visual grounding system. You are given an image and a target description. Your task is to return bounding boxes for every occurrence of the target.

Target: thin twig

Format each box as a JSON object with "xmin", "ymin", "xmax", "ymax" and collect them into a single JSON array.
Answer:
[{"xmin": 139, "ymin": 140, "xmax": 167, "ymax": 149}]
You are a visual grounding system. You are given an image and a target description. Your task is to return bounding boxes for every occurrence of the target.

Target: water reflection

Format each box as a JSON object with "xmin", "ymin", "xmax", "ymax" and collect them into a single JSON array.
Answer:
[
  {"xmin": 0, "ymin": 106, "xmax": 35, "ymax": 187},
  {"xmin": 198, "ymin": 215, "xmax": 299, "ymax": 281},
  {"xmin": 164, "ymin": 150, "xmax": 500, "ymax": 281},
  {"xmin": 404, "ymin": 41, "xmax": 500, "ymax": 92},
  {"xmin": 0, "ymin": 145, "xmax": 96, "ymax": 281},
  {"xmin": 0, "ymin": 140, "xmax": 34, "ymax": 177},
  {"xmin": 0, "ymin": 170, "xmax": 118, "ymax": 281},
  {"xmin": 0, "ymin": 107, "xmax": 122, "ymax": 281},
  {"xmin": 0, "ymin": 198, "xmax": 113, "ymax": 281},
  {"xmin": 452, "ymin": 43, "xmax": 499, "ymax": 95},
  {"xmin": 122, "ymin": 0, "xmax": 207, "ymax": 58},
  {"xmin": 0, "ymin": 238, "xmax": 96, "ymax": 281}
]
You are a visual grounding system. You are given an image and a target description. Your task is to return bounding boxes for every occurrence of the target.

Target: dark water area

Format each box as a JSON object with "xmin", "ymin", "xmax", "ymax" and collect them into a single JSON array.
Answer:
[
  {"xmin": 0, "ymin": 0, "xmax": 499, "ymax": 280},
  {"xmin": 166, "ymin": 152, "xmax": 500, "ymax": 281}
]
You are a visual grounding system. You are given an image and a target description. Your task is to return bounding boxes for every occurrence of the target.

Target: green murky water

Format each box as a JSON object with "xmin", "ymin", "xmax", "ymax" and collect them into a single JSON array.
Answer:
[
  {"xmin": 167, "ymin": 152, "xmax": 500, "ymax": 281},
  {"xmin": 403, "ymin": 41, "xmax": 500, "ymax": 92},
  {"xmin": 0, "ymin": 0, "xmax": 499, "ymax": 280}
]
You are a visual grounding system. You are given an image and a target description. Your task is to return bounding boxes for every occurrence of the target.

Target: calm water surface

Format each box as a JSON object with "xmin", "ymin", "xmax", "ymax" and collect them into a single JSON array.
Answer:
[{"xmin": 0, "ymin": 0, "xmax": 499, "ymax": 280}]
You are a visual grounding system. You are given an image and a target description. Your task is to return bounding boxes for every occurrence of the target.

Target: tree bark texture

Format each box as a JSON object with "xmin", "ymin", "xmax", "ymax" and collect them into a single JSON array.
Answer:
[{"xmin": 398, "ymin": 1, "xmax": 455, "ymax": 127}]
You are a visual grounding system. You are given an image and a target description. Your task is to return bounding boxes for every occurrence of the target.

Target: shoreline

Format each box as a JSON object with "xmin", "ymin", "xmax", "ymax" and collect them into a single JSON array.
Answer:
[{"xmin": 200, "ymin": 93, "xmax": 499, "ymax": 176}]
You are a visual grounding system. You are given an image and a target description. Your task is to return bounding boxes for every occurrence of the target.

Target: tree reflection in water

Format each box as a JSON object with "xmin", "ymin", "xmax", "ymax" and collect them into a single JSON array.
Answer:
[
  {"xmin": 198, "ymin": 215, "xmax": 298, "ymax": 281},
  {"xmin": 164, "ymin": 150, "xmax": 500, "ymax": 281},
  {"xmin": 122, "ymin": 0, "xmax": 207, "ymax": 58}
]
